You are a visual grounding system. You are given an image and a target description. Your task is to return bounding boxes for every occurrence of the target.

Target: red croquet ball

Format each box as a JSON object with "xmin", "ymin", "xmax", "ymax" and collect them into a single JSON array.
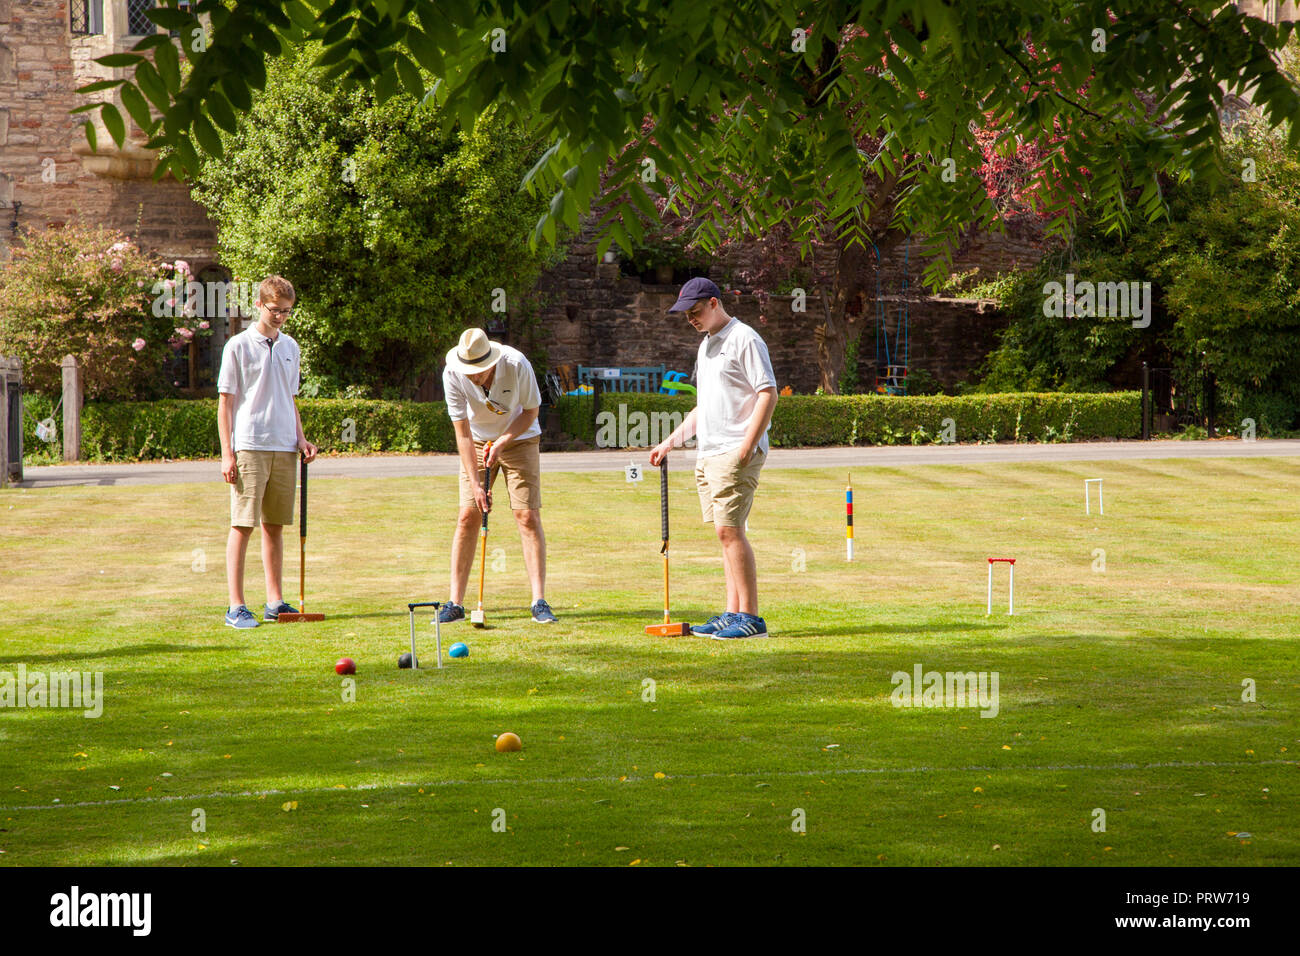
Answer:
[{"xmin": 335, "ymin": 658, "xmax": 356, "ymax": 675}]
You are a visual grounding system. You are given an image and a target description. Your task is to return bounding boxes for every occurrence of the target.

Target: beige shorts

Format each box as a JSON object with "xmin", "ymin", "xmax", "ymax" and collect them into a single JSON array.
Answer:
[
  {"xmin": 696, "ymin": 446, "xmax": 766, "ymax": 527},
  {"xmin": 458, "ymin": 437, "xmax": 542, "ymax": 511},
  {"xmin": 231, "ymin": 450, "xmax": 297, "ymax": 528}
]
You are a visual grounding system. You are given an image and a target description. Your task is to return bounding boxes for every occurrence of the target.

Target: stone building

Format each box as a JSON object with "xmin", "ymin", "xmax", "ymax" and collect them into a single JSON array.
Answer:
[{"xmin": 0, "ymin": 0, "xmax": 230, "ymax": 389}]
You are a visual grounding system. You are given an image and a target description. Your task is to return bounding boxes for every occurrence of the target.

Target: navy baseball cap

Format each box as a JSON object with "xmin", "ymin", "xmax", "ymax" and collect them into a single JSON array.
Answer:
[{"xmin": 668, "ymin": 276, "xmax": 722, "ymax": 313}]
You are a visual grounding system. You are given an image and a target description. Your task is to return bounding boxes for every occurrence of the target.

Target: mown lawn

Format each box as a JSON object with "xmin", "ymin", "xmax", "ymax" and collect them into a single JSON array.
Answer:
[{"xmin": 1, "ymin": 455, "xmax": 1296, "ymax": 866}]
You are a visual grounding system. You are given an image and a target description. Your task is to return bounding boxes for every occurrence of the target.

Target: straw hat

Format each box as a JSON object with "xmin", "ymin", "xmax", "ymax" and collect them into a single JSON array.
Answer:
[{"xmin": 445, "ymin": 328, "xmax": 503, "ymax": 375}]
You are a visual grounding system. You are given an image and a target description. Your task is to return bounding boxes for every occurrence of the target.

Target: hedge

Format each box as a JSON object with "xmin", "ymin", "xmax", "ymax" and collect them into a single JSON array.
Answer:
[
  {"xmin": 555, "ymin": 391, "xmax": 1141, "ymax": 446},
  {"xmin": 73, "ymin": 399, "xmax": 458, "ymax": 462},
  {"xmin": 18, "ymin": 391, "xmax": 1140, "ymax": 463}
]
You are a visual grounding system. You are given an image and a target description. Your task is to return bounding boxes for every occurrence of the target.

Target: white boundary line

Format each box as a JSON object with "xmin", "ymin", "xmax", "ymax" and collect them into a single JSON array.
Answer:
[{"xmin": 3, "ymin": 758, "xmax": 1293, "ymax": 813}]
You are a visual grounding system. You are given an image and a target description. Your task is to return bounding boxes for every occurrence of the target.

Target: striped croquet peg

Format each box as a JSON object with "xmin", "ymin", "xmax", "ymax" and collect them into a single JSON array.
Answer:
[{"xmin": 846, "ymin": 474, "xmax": 854, "ymax": 561}]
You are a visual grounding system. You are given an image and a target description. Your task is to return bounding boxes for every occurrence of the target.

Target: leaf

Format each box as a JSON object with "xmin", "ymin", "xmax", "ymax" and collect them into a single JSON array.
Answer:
[
  {"xmin": 119, "ymin": 83, "xmax": 153, "ymax": 132},
  {"xmin": 99, "ymin": 103, "xmax": 126, "ymax": 147},
  {"xmin": 174, "ymin": 134, "xmax": 201, "ymax": 178},
  {"xmin": 191, "ymin": 112, "xmax": 223, "ymax": 158},
  {"xmin": 136, "ymin": 62, "xmax": 171, "ymax": 111},
  {"xmin": 96, "ymin": 52, "xmax": 147, "ymax": 69},
  {"xmin": 220, "ymin": 73, "xmax": 252, "ymax": 112},
  {"xmin": 205, "ymin": 88, "xmax": 238, "ymax": 134},
  {"xmin": 395, "ymin": 52, "xmax": 424, "ymax": 100},
  {"xmin": 145, "ymin": 8, "xmax": 197, "ymax": 32},
  {"xmin": 154, "ymin": 39, "xmax": 181, "ymax": 92},
  {"xmin": 405, "ymin": 26, "xmax": 445, "ymax": 76},
  {"xmin": 75, "ymin": 79, "xmax": 125, "ymax": 95}
]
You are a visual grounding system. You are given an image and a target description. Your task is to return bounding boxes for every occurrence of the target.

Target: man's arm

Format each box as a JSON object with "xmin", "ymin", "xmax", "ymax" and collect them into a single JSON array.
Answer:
[
  {"xmin": 649, "ymin": 406, "xmax": 698, "ymax": 466},
  {"xmin": 453, "ymin": 418, "xmax": 490, "ymax": 513},
  {"xmin": 219, "ymin": 393, "xmax": 238, "ymax": 483},
  {"xmin": 293, "ymin": 400, "xmax": 318, "ymax": 464},
  {"xmin": 484, "ymin": 405, "xmax": 539, "ymax": 468},
  {"xmin": 737, "ymin": 388, "xmax": 777, "ymax": 464}
]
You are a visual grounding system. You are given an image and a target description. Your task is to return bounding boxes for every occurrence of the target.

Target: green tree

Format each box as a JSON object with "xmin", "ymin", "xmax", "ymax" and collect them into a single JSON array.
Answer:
[
  {"xmin": 190, "ymin": 46, "xmax": 554, "ymax": 396},
  {"xmin": 84, "ymin": 2, "xmax": 1300, "ymax": 392},
  {"xmin": 971, "ymin": 115, "xmax": 1300, "ymax": 432},
  {"xmin": 88, "ymin": 1, "xmax": 1300, "ymax": 270}
]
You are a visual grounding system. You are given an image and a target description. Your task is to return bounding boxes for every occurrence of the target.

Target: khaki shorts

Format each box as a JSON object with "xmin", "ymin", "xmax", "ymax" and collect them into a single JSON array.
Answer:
[
  {"xmin": 231, "ymin": 450, "xmax": 297, "ymax": 528},
  {"xmin": 695, "ymin": 446, "xmax": 766, "ymax": 527},
  {"xmin": 458, "ymin": 437, "xmax": 542, "ymax": 511}
]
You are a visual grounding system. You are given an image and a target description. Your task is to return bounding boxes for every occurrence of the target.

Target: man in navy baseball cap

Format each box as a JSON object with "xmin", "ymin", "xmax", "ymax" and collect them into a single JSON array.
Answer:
[{"xmin": 652, "ymin": 275, "xmax": 778, "ymax": 640}]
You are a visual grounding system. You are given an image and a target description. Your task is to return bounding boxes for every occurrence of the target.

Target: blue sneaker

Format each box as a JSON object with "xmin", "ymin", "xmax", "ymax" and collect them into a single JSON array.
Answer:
[
  {"xmin": 225, "ymin": 605, "xmax": 259, "ymax": 629},
  {"xmin": 531, "ymin": 599, "xmax": 558, "ymax": 623},
  {"xmin": 712, "ymin": 613, "xmax": 768, "ymax": 640},
  {"xmin": 690, "ymin": 613, "xmax": 734, "ymax": 636},
  {"xmin": 263, "ymin": 601, "xmax": 298, "ymax": 622},
  {"xmin": 437, "ymin": 602, "xmax": 465, "ymax": 624}
]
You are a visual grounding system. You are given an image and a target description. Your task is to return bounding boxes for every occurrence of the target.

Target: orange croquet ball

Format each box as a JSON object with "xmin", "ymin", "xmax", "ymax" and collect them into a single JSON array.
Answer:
[{"xmin": 495, "ymin": 732, "xmax": 522, "ymax": 753}]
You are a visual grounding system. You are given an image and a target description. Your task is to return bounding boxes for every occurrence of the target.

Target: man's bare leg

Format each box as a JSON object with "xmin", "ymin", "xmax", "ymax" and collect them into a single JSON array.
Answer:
[
  {"xmin": 514, "ymin": 508, "xmax": 546, "ymax": 603},
  {"xmin": 226, "ymin": 525, "xmax": 254, "ymax": 608},
  {"xmin": 260, "ymin": 522, "xmax": 284, "ymax": 606},
  {"xmin": 716, "ymin": 524, "xmax": 757, "ymax": 616},
  {"xmin": 449, "ymin": 506, "xmax": 481, "ymax": 605}
]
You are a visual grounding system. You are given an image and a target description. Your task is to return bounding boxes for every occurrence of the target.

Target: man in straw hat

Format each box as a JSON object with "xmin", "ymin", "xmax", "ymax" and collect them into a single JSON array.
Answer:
[
  {"xmin": 439, "ymin": 327, "xmax": 558, "ymax": 624},
  {"xmin": 649, "ymin": 277, "xmax": 777, "ymax": 639}
]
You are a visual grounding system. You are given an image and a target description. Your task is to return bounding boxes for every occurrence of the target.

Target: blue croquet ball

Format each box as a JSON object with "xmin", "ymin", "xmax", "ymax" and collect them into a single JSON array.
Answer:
[{"xmin": 449, "ymin": 642, "xmax": 469, "ymax": 659}]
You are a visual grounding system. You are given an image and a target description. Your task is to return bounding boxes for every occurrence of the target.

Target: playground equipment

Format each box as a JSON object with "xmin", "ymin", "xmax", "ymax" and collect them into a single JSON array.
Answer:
[{"xmin": 872, "ymin": 237, "xmax": 910, "ymax": 395}]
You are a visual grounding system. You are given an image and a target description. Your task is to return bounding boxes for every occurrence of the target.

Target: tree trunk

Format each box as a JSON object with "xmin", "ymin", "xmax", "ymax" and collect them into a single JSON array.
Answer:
[{"xmin": 817, "ymin": 241, "xmax": 870, "ymax": 394}]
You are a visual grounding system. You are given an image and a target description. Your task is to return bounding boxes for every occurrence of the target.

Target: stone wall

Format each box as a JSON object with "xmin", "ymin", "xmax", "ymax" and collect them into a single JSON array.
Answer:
[
  {"xmin": 0, "ymin": 0, "xmax": 218, "ymax": 267},
  {"xmin": 531, "ymin": 219, "xmax": 1053, "ymax": 393}
]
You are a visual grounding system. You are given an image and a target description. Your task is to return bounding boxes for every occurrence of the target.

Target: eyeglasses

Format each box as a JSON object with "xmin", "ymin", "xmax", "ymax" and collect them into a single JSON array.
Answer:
[{"xmin": 262, "ymin": 305, "xmax": 293, "ymax": 317}]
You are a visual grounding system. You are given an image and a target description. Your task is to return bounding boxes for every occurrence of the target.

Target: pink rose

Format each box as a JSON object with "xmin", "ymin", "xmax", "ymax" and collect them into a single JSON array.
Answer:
[
  {"xmin": 111, "ymin": 259, "xmax": 123, "ymax": 272},
  {"xmin": 174, "ymin": 260, "xmax": 190, "ymax": 275},
  {"xmin": 199, "ymin": 321, "xmax": 210, "ymax": 330},
  {"xmin": 132, "ymin": 338, "xmax": 146, "ymax": 351}
]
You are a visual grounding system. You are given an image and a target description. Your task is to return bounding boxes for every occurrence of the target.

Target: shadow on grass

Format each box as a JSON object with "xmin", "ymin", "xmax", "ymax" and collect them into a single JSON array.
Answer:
[{"xmin": 0, "ymin": 643, "xmax": 242, "ymax": 666}]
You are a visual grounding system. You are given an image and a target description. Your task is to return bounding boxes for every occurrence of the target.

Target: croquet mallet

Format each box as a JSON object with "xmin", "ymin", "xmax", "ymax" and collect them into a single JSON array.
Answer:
[
  {"xmin": 470, "ymin": 442, "xmax": 499, "ymax": 628},
  {"xmin": 645, "ymin": 458, "xmax": 690, "ymax": 636},
  {"xmin": 277, "ymin": 453, "xmax": 326, "ymax": 623}
]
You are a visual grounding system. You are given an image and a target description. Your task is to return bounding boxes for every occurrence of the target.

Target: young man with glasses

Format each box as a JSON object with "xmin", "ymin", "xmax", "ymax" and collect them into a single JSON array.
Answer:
[
  {"xmin": 440, "ymin": 327, "xmax": 557, "ymax": 624},
  {"xmin": 649, "ymin": 277, "xmax": 778, "ymax": 639},
  {"xmin": 217, "ymin": 276, "xmax": 318, "ymax": 628}
]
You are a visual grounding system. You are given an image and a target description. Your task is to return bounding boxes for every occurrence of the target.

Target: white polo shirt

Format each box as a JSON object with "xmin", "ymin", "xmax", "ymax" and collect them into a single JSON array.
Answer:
[
  {"xmin": 443, "ymin": 344, "xmax": 543, "ymax": 443},
  {"xmin": 694, "ymin": 317, "xmax": 777, "ymax": 458},
  {"xmin": 217, "ymin": 327, "xmax": 301, "ymax": 453}
]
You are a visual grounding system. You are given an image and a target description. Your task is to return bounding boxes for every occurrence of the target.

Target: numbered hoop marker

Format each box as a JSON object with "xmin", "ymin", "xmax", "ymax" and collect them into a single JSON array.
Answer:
[{"xmin": 626, "ymin": 462, "xmax": 644, "ymax": 483}]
